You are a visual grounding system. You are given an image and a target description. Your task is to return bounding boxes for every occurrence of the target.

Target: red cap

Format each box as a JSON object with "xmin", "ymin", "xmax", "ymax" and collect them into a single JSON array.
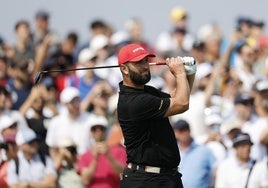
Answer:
[{"xmin": 118, "ymin": 43, "xmax": 155, "ymax": 65}]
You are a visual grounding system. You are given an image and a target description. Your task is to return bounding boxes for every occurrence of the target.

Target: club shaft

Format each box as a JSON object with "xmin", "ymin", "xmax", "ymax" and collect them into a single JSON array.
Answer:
[{"xmin": 41, "ymin": 62, "xmax": 167, "ymax": 74}]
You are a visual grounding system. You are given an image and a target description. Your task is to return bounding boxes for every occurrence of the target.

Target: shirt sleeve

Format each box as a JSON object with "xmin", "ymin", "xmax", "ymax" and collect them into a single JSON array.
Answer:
[
  {"xmin": 215, "ymin": 162, "xmax": 228, "ymax": 188},
  {"xmin": 45, "ymin": 118, "xmax": 57, "ymax": 147},
  {"xmin": 7, "ymin": 160, "xmax": 19, "ymax": 185},
  {"xmin": 44, "ymin": 157, "xmax": 57, "ymax": 177},
  {"xmin": 128, "ymin": 94, "xmax": 170, "ymax": 121}
]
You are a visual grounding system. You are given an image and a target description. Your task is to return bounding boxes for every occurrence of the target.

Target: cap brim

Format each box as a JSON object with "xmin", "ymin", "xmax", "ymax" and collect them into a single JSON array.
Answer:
[
  {"xmin": 129, "ymin": 53, "xmax": 155, "ymax": 62},
  {"xmin": 27, "ymin": 137, "xmax": 40, "ymax": 144},
  {"xmin": 233, "ymin": 140, "xmax": 253, "ymax": 147}
]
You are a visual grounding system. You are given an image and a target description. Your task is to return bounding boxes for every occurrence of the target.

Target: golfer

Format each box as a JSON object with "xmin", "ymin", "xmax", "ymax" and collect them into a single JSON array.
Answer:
[{"xmin": 117, "ymin": 43, "xmax": 196, "ymax": 188}]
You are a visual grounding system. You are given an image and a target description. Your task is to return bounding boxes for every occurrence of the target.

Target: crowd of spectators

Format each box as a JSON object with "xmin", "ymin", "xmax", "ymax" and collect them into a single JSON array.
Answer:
[{"xmin": 0, "ymin": 5, "xmax": 268, "ymax": 188}]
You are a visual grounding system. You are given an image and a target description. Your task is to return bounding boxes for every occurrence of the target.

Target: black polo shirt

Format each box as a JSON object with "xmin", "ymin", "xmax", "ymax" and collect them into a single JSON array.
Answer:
[{"xmin": 117, "ymin": 82, "xmax": 181, "ymax": 168}]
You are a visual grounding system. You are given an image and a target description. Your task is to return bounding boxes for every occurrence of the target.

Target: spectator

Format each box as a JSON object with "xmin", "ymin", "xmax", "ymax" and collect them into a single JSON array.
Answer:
[
  {"xmin": 155, "ymin": 6, "xmax": 194, "ymax": 58},
  {"xmin": 89, "ymin": 34, "xmax": 111, "ymax": 80},
  {"xmin": 0, "ymin": 85, "xmax": 28, "ymax": 130},
  {"xmin": 75, "ymin": 48, "xmax": 101, "ymax": 100},
  {"xmin": 77, "ymin": 121, "xmax": 126, "ymax": 188},
  {"xmin": 45, "ymin": 86, "xmax": 105, "ymax": 164},
  {"xmin": 32, "ymin": 10, "xmax": 51, "ymax": 46},
  {"xmin": 242, "ymin": 78, "xmax": 268, "ymax": 161},
  {"xmin": 74, "ymin": 19, "xmax": 108, "ymax": 62},
  {"xmin": 173, "ymin": 119, "xmax": 216, "ymax": 188},
  {"xmin": 56, "ymin": 137, "xmax": 84, "ymax": 188},
  {"xmin": 7, "ymin": 128, "xmax": 57, "ymax": 188},
  {"xmin": 230, "ymin": 42, "xmax": 259, "ymax": 92},
  {"xmin": 0, "ymin": 116, "xmax": 18, "ymax": 188},
  {"xmin": 204, "ymin": 111, "xmax": 227, "ymax": 165},
  {"xmin": 171, "ymin": 62, "xmax": 213, "ymax": 142},
  {"xmin": 0, "ymin": 115, "xmax": 18, "ymax": 141},
  {"xmin": 80, "ymin": 81, "xmax": 113, "ymax": 123},
  {"xmin": 221, "ymin": 92, "xmax": 256, "ymax": 133},
  {"xmin": 255, "ymin": 35, "xmax": 268, "ymax": 77},
  {"xmin": 0, "ymin": 54, "xmax": 8, "ymax": 86},
  {"xmin": 45, "ymin": 32, "xmax": 79, "ymax": 92},
  {"xmin": 31, "ymin": 9, "xmax": 60, "ymax": 55},
  {"xmin": 196, "ymin": 23, "xmax": 223, "ymax": 65},
  {"xmin": 13, "ymin": 20, "xmax": 35, "ymax": 62},
  {"xmin": 6, "ymin": 59, "xmax": 33, "ymax": 110},
  {"xmin": 19, "ymin": 84, "xmax": 54, "ymax": 155},
  {"xmin": 124, "ymin": 17, "xmax": 152, "ymax": 52},
  {"xmin": 215, "ymin": 132, "xmax": 263, "ymax": 188}
]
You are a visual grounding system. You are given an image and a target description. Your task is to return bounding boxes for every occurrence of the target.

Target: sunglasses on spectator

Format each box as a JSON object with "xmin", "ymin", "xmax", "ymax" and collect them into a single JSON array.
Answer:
[{"xmin": 91, "ymin": 125, "xmax": 106, "ymax": 132}]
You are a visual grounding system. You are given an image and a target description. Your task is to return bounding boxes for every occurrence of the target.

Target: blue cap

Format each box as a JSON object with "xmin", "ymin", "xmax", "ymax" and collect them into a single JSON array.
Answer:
[{"xmin": 173, "ymin": 119, "xmax": 190, "ymax": 130}]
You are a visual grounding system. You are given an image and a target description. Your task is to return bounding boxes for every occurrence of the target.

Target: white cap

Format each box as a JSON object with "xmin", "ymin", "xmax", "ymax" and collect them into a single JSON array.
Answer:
[
  {"xmin": 197, "ymin": 24, "xmax": 221, "ymax": 42},
  {"xmin": 255, "ymin": 79, "xmax": 268, "ymax": 92},
  {"xmin": 58, "ymin": 136, "xmax": 76, "ymax": 147},
  {"xmin": 78, "ymin": 48, "xmax": 96, "ymax": 64},
  {"xmin": 110, "ymin": 31, "xmax": 129, "ymax": 46},
  {"xmin": 89, "ymin": 115, "xmax": 108, "ymax": 129},
  {"xmin": 195, "ymin": 62, "xmax": 213, "ymax": 80},
  {"xmin": 16, "ymin": 128, "xmax": 38, "ymax": 145},
  {"xmin": 155, "ymin": 33, "xmax": 174, "ymax": 53},
  {"xmin": 90, "ymin": 34, "xmax": 109, "ymax": 51},
  {"xmin": 0, "ymin": 115, "xmax": 16, "ymax": 133},
  {"xmin": 221, "ymin": 119, "xmax": 241, "ymax": 135},
  {"xmin": 205, "ymin": 114, "xmax": 222, "ymax": 126},
  {"xmin": 60, "ymin": 87, "xmax": 80, "ymax": 104}
]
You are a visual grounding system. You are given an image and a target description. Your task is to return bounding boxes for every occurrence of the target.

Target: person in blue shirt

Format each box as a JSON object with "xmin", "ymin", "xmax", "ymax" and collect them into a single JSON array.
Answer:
[{"xmin": 173, "ymin": 119, "xmax": 216, "ymax": 188}]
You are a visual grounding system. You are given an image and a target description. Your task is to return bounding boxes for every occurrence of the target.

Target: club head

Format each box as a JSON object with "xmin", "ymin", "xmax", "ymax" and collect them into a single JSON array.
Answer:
[{"xmin": 33, "ymin": 72, "xmax": 43, "ymax": 85}]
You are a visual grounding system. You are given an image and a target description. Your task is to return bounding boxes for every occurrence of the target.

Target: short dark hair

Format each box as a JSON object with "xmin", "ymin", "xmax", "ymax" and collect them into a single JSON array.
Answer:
[
  {"xmin": 90, "ymin": 20, "xmax": 106, "ymax": 30},
  {"xmin": 0, "ymin": 85, "xmax": 9, "ymax": 96},
  {"xmin": 14, "ymin": 20, "xmax": 30, "ymax": 31},
  {"xmin": 67, "ymin": 32, "xmax": 78, "ymax": 46}
]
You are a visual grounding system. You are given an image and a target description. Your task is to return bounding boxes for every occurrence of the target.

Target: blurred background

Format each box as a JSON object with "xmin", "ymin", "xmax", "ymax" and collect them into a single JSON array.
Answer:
[{"xmin": 1, "ymin": 0, "xmax": 267, "ymax": 44}]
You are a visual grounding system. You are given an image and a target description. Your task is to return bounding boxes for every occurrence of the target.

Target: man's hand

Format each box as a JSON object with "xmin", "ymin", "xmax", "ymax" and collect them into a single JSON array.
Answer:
[
  {"xmin": 166, "ymin": 57, "xmax": 186, "ymax": 78},
  {"xmin": 181, "ymin": 57, "xmax": 196, "ymax": 75}
]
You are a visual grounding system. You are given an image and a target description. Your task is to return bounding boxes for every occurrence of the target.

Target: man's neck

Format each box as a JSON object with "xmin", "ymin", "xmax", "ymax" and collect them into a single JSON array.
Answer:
[{"xmin": 123, "ymin": 81, "xmax": 144, "ymax": 89}]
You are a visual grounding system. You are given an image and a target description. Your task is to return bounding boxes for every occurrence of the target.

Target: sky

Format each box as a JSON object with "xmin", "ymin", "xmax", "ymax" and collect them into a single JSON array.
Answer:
[{"xmin": 1, "ymin": 0, "xmax": 267, "ymax": 45}]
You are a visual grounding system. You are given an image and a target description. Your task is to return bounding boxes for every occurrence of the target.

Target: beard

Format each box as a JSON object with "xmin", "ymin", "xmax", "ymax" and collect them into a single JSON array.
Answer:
[{"xmin": 129, "ymin": 68, "xmax": 151, "ymax": 85}]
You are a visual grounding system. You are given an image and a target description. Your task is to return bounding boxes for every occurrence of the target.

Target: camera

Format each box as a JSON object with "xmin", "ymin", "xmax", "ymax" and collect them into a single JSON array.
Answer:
[{"xmin": 0, "ymin": 142, "xmax": 8, "ymax": 150}]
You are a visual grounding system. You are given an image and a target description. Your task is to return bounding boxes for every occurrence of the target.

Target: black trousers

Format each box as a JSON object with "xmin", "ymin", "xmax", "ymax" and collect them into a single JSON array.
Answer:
[{"xmin": 120, "ymin": 167, "xmax": 183, "ymax": 188}]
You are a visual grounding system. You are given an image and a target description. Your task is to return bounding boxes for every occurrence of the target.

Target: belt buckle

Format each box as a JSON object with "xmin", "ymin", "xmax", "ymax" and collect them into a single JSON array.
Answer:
[{"xmin": 145, "ymin": 166, "xmax": 160, "ymax": 173}]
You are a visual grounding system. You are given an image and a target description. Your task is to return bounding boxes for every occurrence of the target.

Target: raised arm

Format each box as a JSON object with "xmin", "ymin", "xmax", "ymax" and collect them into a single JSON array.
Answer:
[{"xmin": 165, "ymin": 57, "xmax": 196, "ymax": 117}]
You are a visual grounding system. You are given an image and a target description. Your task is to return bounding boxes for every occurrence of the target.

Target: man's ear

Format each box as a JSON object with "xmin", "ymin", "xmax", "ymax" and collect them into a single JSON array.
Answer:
[{"xmin": 120, "ymin": 65, "xmax": 129, "ymax": 75}]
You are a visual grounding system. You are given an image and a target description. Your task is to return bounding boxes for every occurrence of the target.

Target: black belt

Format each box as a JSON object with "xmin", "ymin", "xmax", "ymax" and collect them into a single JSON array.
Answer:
[{"xmin": 127, "ymin": 163, "xmax": 178, "ymax": 174}]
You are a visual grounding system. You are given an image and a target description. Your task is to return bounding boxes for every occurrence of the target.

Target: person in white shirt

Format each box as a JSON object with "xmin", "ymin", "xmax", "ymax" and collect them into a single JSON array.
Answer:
[
  {"xmin": 46, "ymin": 86, "xmax": 108, "ymax": 166},
  {"xmin": 215, "ymin": 132, "xmax": 264, "ymax": 188},
  {"xmin": 7, "ymin": 128, "xmax": 57, "ymax": 188}
]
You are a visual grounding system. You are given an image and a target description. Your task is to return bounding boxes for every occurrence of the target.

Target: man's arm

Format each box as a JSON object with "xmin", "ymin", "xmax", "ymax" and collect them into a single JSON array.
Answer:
[{"xmin": 165, "ymin": 57, "xmax": 196, "ymax": 117}]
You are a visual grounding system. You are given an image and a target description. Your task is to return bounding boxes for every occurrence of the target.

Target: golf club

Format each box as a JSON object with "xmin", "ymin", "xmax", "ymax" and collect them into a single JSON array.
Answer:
[{"xmin": 33, "ymin": 61, "xmax": 167, "ymax": 85}]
